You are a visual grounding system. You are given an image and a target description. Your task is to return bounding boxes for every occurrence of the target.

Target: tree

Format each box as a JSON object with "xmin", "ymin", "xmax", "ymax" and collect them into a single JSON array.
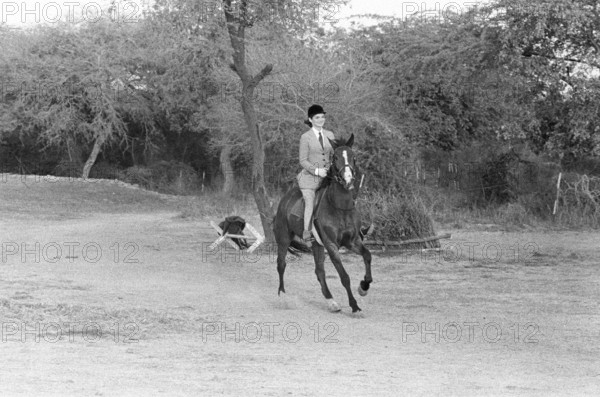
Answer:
[
  {"xmin": 0, "ymin": 7, "xmax": 222, "ymax": 181},
  {"xmin": 0, "ymin": 23, "xmax": 130, "ymax": 178},
  {"xmin": 219, "ymin": 0, "xmax": 282, "ymax": 240},
  {"xmin": 490, "ymin": 0, "xmax": 600, "ymax": 156},
  {"xmin": 216, "ymin": 0, "xmax": 346, "ymax": 242}
]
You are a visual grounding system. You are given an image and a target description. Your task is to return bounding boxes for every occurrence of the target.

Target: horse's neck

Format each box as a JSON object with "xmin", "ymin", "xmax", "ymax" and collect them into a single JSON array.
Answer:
[{"xmin": 327, "ymin": 181, "xmax": 355, "ymax": 210}]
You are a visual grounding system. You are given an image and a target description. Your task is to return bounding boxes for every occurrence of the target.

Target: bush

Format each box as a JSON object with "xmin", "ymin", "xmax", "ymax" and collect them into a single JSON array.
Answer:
[
  {"xmin": 121, "ymin": 161, "xmax": 199, "ymax": 195},
  {"xmin": 554, "ymin": 172, "xmax": 600, "ymax": 227},
  {"xmin": 89, "ymin": 161, "xmax": 123, "ymax": 180},
  {"xmin": 122, "ymin": 165, "xmax": 154, "ymax": 187},
  {"xmin": 54, "ymin": 160, "xmax": 83, "ymax": 178},
  {"xmin": 357, "ymin": 189, "xmax": 440, "ymax": 248}
]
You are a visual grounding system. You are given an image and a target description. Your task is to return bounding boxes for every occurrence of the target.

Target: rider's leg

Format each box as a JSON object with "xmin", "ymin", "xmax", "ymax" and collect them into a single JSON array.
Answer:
[{"xmin": 300, "ymin": 188, "xmax": 315, "ymax": 241}]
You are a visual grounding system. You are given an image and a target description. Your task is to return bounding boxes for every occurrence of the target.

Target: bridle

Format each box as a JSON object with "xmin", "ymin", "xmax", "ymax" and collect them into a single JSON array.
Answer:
[
  {"xmin": 324, "ymin": 148, "xmax": 357, "ymax": 212},
  {"xmin": 330, "ymin": 149, "xmax": 356, "ymax": 190}
]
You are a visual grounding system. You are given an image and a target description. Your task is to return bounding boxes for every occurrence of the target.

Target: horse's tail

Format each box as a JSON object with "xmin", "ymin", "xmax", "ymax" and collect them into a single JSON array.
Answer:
[{"xmin": 288, "ymin": 239, "xmax": 312, "ymax": 256}]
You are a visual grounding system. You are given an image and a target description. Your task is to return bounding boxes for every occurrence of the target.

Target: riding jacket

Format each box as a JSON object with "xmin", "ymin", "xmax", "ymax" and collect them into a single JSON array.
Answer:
[{"xmin": 297, "ymin": 128, "xmax": 335, "ymax": 189}]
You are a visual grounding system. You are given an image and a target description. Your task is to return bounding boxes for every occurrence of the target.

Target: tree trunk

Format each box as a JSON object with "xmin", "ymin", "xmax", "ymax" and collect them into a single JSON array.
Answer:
[
  {"xmin": 223, "ymin": 0, "xmax": 276, "ymax": 243},
  {"xmin": 82, "ymin": 136, "xmax": 104, "ymax": 179},
  {"xmin": 220, "ymin": 145, "xmax": 234, "ymax": 195},
  {"xmin": 241, "ymin": 94, "xmax": 276, "ymax": 243}
]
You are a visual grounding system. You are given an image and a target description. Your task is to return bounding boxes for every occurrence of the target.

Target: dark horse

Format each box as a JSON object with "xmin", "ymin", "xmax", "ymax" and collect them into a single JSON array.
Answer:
[{"xmin": 273, "ymin": 134, "xmax": 372, "ymax": 313}]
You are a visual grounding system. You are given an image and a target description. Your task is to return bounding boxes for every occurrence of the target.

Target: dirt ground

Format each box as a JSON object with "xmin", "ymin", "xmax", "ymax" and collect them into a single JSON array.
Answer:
[{"xmin": 0, "ymin": 176, "xmax": 599, "ymax": 396}]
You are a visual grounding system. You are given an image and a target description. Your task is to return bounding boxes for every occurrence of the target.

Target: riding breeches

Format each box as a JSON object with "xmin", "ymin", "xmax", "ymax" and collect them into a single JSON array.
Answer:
[{"xmin": 300, "ymin": 188, "xmax": 315, "ymax": 231}]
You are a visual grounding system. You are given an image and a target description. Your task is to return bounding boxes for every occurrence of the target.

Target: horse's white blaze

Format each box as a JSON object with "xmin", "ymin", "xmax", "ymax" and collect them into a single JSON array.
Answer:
[{"xmin": 342, "ymin": 150, "xmax": 352, "ymax": 185}]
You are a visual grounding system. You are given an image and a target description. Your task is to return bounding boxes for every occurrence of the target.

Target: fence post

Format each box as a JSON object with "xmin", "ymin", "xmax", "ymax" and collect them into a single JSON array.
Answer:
[{"xmin": 553, "ymin": 172, "xmax": 562, "ymax": 215}]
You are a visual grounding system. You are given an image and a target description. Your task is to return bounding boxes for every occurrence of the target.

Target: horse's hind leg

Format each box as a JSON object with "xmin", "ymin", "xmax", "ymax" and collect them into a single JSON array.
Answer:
[
  {"xmin": 350, "ymin": 239, "xmax": 373, "ymax": 296},
  {"xmin": 313, "ymin": 244, "xmax": 340, "ymax": 312}
]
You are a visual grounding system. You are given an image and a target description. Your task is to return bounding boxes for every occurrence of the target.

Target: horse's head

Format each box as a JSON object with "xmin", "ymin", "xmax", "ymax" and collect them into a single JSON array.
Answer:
[{"xmin": 327, "ymin": 134, "xmax": 356, "ymax": 191}]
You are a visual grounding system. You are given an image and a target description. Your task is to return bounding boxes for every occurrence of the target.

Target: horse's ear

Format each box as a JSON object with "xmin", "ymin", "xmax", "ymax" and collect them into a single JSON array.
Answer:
[{"xmin": 346, "ymin": 133, "xmax": 354, "ymax": 147}]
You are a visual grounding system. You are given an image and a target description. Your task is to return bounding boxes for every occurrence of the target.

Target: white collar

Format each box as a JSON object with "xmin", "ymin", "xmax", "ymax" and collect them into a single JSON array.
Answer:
[{"xmin": 312, "ymin": 127, "xmax": 323, "ymax": 138}]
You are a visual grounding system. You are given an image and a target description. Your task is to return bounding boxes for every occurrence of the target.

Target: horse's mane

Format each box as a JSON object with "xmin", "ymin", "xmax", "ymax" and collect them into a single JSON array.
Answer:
[
  {"xmin": 330, "ymin": 137, "xmax": 347, "ymax": 148},
  {"xmin": 317, "ymin": 143, "xmax": 345, "ymax": 192}
]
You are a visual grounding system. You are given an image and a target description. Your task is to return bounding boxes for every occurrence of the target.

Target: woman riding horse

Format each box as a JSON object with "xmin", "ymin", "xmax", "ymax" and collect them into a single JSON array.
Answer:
[
  {"xmin": 297, "ymin": 104, "xmax": 335, "ymax": 243},
  {"xmin": 274, "ymin": 131, "xmax": 373, "ymax": 313}
]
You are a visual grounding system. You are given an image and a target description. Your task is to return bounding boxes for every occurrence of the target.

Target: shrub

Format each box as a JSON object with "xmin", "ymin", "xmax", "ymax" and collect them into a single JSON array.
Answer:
[
  {"xmin": 54, "ymin": 160, "xmax": 83, "ymax": 178},
  {"xmin": 554, "ymin": 172, "xmax": 600, "ymax": 227},
  {"xmin": 89, "ymin": 161, "xmax": 123, "ymax": 180},
  {"xmin": 121, "ymin": 161, "xmax": 199, "ymax": 195},
  {"xmin": 357, "ymin": 189, "xmax": 440, "ymax": 248}
]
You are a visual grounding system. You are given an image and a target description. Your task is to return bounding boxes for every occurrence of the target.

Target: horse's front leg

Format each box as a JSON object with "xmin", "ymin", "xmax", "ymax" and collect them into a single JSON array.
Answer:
[
  {"xmin": 350, "ymin": 238, "xmax": 372, "ymax": 296},
  {"xmin": 325, "ymin": 241, "xmax": 361, "ymax": 313},
  {"xmin": 277, "ymin": 243, "xmax": 289, "ymax": 295},
  {"xmin": 313, "ymin": 244, "xmax": 340, "ymax": 312}
]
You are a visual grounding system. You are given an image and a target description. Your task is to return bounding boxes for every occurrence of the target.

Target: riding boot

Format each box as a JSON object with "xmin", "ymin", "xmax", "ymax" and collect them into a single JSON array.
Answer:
[{"xmin": 303, "ymin": 229, "xmax": 315, "ymax": 243}]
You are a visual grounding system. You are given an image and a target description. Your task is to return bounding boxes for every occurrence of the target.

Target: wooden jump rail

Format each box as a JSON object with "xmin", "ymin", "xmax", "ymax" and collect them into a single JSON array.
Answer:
[
  {"xmin": 363, "ymin": 233, "xmax": 452, "ymax": 251},
  {"xmin": 208, "ymin": 221, "xmax": 265, "ymax": 253}
]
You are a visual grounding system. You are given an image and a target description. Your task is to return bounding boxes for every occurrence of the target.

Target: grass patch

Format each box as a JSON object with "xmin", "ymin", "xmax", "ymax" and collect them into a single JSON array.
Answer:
[
  {"xmin": 0, "ymin": 173, "xmax": 264, "ymax": 222},
  {"xmin": 0, "ymin": 174, "xmax": 179, "ymax": 218}
]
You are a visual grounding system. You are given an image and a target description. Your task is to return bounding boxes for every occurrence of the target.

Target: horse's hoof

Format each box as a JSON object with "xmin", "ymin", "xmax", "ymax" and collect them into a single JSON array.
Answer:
[
  {"xmin": 327, "ymin": 299, "xmax": 341, "ymax": 312},
  {"xmin": 358, "ymin": 286, "xmax": 368, "ymax": 296},
  {"xmin": 360, "ymin": 280, "xmax": 370, "ymax": 291},
  {"xmin": 351, "ymin": 305, "xmax": 362, "ymax": 313}
]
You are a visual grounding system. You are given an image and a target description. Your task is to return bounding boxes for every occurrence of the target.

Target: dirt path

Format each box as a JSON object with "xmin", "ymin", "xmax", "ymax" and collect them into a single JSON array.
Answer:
[{"xmin": 1, "ymin": 203, "xmax": 599, "ymax": 395}]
